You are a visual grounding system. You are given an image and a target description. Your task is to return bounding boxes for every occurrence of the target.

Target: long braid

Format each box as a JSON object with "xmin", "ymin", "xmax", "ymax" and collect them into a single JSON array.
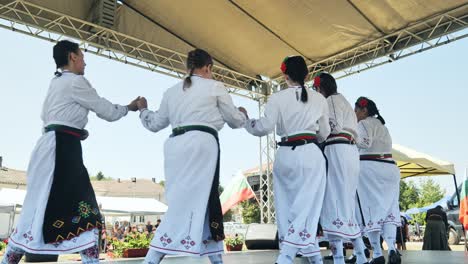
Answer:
[
  {"xmin": 183, "ymin": 49, "xmax": 213, "ymax": 90},
  {"xmin": 299, "ymin": 79, "xmax": 308, "ymax": 103}
]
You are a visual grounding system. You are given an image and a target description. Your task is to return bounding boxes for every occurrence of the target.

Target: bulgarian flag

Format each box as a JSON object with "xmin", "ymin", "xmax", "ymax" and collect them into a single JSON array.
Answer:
[
  {"xmin": 220, "ymin": 171, "xmax": 256, "ymax": 215},
  {"xmin": 459, "ymin": 171, "xmax": 468, "ymax": 230}
]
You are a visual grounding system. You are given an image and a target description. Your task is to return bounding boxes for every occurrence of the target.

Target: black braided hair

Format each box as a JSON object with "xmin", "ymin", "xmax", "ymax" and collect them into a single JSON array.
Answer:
[
  {"xmin": 53, "ymin": 40, "xmax": 79, "ymax": 77},
  {"xmin": 315, "ymin": 72, "xmax": 337, "ymax": 98},
  {"xmin": 183, "ymin": 49, "xmax": 213, "ymax": 89},
  {"xmin": 355, "ymin": 97, "xmax": 386, "ymax": 124},
  {"xmin": 282, "ymin": 56, "xmax": 308, "ymax": 103}
]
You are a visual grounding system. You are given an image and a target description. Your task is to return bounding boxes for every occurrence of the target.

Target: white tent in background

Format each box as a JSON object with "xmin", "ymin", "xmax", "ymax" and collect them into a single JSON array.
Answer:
[
  {"xmin": 392, "ymin": 144, "xmax": 455, "ymax": 178},
  {"xmin": 96, "ymin": 196, "xmax": 167, "ymax": 215},
  {"xmin": 0, "ymin": 188, "xmax": 167, "ymax": 237}
]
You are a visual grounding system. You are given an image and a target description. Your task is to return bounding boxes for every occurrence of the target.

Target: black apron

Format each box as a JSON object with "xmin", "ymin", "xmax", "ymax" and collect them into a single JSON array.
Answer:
[
  {"xmin": 43, "ymin": 125, "xmax": 102, "ymax": 243},
  {"xmin": 171, "ymin": 125, "xmax": 225, "ymax": 241}
]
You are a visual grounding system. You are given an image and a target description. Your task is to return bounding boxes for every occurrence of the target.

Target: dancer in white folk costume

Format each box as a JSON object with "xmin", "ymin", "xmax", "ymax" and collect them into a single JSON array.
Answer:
[
  {"xmin": 2, "ymin": 40, "xmax": 139, "ymax": 264},
  {"xmin": 138, "ymin": 49, "xmax": 248, "ymax": 264},
  {"xmin": 354, "ymin": 97, "xmax": 401, "ymax": 264},
  {"xmin": 314, "ymin": 73, "xmax": 369, "ymax": 264},
  {"xmin": 245, "ymin": 56, "xmax": 330, "ymax": 264}
]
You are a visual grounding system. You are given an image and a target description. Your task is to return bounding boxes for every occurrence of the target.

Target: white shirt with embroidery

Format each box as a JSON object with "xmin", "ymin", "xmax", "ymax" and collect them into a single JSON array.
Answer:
[
  {"xmin": 245, "ymin": 86, "xmax": 330, "ymax": 142},
  {"xmin": 41, "ymin": 72, "xmax": 128, "ymax": 129},
  {"xmin": 139, "ymin": 76, "xmax": 246, "ymax": 132},
  {"xmin": 326, "ymin": 93, "xmax": 358, "ymax": 141},
  {"xmin": 357, "ymin": 117, "xmax": 392, "ymax": 155}
]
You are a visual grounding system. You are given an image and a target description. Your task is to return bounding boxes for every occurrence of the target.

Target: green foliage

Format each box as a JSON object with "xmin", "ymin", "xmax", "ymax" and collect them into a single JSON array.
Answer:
[
  {"xmin": 90, "ymin": 171, "xmax": 111, "ymax": 181},
  {"xmin": 401, "ymin": 179, "xmax": 445, "ymax": 225},
  {"xmin": 240, "ymin": 199, "xmax": 260, "ymax": 224},
  {"xmin": 158, "ymin": 180, "xmax": 165, "ymax": 187},
  {"xmin": 0, "ymin": 241, "xmax": 6, "ymax": 252},
  {"xmin": 399, "ymin": 180, "xmax": 419, "ymax": 211},
  {"xmin": 109, "ymin": 232, "xmax": 153, "ymax": 258},
  {"xmin": 224, "ymin": 234, "xmax": 244, "ymax": 246}
]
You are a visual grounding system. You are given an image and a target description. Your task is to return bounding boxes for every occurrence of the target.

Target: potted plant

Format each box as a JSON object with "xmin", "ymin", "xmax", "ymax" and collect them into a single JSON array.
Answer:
[
  {"xmin": 224, "ymin": 234, "xmax": 244, "ymax": 251},
  {"xmin": 109, "ymin": 232, "xmax": 152, "ymax": 258},
  {"xmin": 0, "ymin": 239, "xmax": 7, "ymax": 256}
]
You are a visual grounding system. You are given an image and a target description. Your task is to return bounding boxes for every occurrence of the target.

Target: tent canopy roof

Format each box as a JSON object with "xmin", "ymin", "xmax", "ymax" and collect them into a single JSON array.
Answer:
[
  {"xmin": 243, "ymin": 144, "xmax": 455, "ymax": 178},
  {"xmin": 393, "ymin": 144, "xmax": 455, "ymax": 178},
  {"xmin": 2, "ymin": 0, "xmax": 466, "ymax": 92}
]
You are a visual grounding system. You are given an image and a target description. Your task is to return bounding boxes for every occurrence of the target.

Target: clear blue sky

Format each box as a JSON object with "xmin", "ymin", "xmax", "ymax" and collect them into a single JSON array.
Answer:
[{"xmin": 1, "ymin": 29, "xmax": 467, "ymax": 195}]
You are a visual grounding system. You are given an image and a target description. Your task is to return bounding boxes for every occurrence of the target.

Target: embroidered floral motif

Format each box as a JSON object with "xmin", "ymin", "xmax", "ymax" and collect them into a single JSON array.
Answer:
[
  {"xmin": 386, "ymin": 213, "xmax": 396, "ymax": 221},
  {"xmin": 22, "ymin": 231, "xmax": 34, "ymax": 244},
  {"xmin": 160, "ymin": 233, "xmax": 173, "ymax": 247},
  {"xmin": 6, "ymin": 250, "xmax": 23, "ymax": 263},
  {"xmin": 71, "ymin": 216, "xmax": 81, "ymax": 224},
  {"xmin": 367, "ymin": 220, "xmax": 374, "ymax": 228},
  {"xmin": 52, "ymin": 220, "xmax": 65, "ymax": 228},
  {"xmin": 92, "ymin": 208, "xmax": 99, "ymax": 215},
  {"xmin": 82, "ymin": 245, "xmax": 99, "ymax": 259},
  {"xmin": 348, "ymin": 220, "xmax": 355, "ymax": 227},
  {"xmin": 332, "ymin": 218, "xmax": 344, "ymax": 229},
  {"xmin": 377, "ymin": 219, "xmax": 384, "ymax": 226},
  {"xmin": 298, "ymin": 229, "xmax": 311, "ymax": 241},
  {"xmin": 288, "ymin": 226, "xmax": 295, "ymax": 236},
  {"xmin": 180, "ymin": 235, "xmax": 196, "ymax": 250},
  {"xmin": 78, "ymin": 201, "xmax": 92, "ymax": 218}
]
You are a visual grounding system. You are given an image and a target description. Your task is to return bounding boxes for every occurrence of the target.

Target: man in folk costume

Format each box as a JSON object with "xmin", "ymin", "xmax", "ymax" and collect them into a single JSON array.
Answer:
[
  {"xmin": 314, "ymin": 73, "xmax": 369, "ymax": 264},
  {"xmin": 138, "ymin": 49, "xmax": 248, "ymax": 264},
  {"xmin": 354, "ymin": 97, "xmax": 401, "ymax": 264},
  {"xmin": 2, "ymin": 40, "xmax": 138, "ymax": 264},
  {"xmin": 245, "ymin": 56, "xmax": 330, "ymax": 264}
]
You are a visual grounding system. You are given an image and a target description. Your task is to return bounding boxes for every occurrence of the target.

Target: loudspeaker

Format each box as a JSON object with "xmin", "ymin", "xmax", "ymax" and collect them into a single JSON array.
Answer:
[{"xmin": 244, "ymin": 223, "xmax": 279, "ymax": 250}]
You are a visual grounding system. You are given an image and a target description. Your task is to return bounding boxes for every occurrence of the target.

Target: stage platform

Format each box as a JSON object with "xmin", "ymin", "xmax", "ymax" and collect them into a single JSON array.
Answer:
[
  {"xmin": 48, "ymin": 250, "xmax": 467, "ymax": 264},
  {"xmin": 158, "ymin": 250, "xmax": 466, "ymax": 264}
]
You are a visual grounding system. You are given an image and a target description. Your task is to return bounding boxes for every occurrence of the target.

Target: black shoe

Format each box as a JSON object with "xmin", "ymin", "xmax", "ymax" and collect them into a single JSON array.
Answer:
[
  {"xmin": 364, "ymin": 248, "xmax": 371, "ymax": 258},
  {"xmin": 324, "ymin": 255, "xmax": 334, "ymax": 260},
  {"xmin": 345, "ymin": 254, "xmax": 356, "ymax": 263},
  {"xmin": 369, "ymin": 256, "xmax": 385, "ymax": 264},
  {"xmin": 388, "ymin": 250, "xmax": 401, "ymax": 264}
]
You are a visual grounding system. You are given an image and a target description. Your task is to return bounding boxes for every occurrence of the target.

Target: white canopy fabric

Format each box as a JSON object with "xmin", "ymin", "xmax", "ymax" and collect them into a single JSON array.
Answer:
[
  {"xmin": 1, "ymin": 0, "xmax": 466, "ymax": 87},
  {"xmin": 97, "ymin": 196, "xmax": 167, "ymax": 216},
  {"xmin": 0, "ymin": 188, "xmax": 167, "ymax": 215},
  {"xmin": 392, "ymin": 144, "xmax": 456, "ymax": 178}
]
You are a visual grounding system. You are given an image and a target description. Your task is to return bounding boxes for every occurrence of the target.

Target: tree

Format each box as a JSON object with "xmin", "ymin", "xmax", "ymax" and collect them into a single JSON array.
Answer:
[
  {"xmin": 240, "ymin": 199, "xmax": 260, "ymax": 224},
  {"xmin": 90, "ymin": 171, "xmax": 110, "ymax": 181},
  {"xmin": 419, "ymin": 179, "xmax": 445, "ymax": 204},
  {"xmin": 412, "ymin": 179, "xmax": 445, "ymax": 224},
  {"xmin": 158, "ymin": 180, "xmax": 165, "ymax": 187},
  {"xmin": 399, "ymin": 180, "xmax": 419, "ymax": 211},
  {"xmin": 96, "ymin": 171, "xmax": 104, "ymax": 181}
]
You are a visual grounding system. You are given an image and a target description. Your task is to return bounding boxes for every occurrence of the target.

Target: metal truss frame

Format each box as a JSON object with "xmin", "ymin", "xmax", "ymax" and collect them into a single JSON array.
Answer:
[
  {"xmin": 0, "ymin": 0, "xmax": 267, "ymax": 101},
  {"xmin": 273, "ymin": 3, "xmax": 468, "ymax": 83},
  {"xmin": 258, "ymin": 90, "xmax": 277, "ymax": 224}
]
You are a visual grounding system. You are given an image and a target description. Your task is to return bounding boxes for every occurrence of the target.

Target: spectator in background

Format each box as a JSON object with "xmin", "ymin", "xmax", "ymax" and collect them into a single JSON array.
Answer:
[
  {"xmin": 423, "ymin": 205, "xmax": 450, "ymax": 250},
  {"xmin": 146, "ymin": 221, "xmax": 153, "ymax": 233},
  {"xmin": 396, "ymin": 215, "xmax": 409, "ymax": 250},
  {"xmin": 155, "ymin": 219, "xmax": 161, "ymax": 229}
]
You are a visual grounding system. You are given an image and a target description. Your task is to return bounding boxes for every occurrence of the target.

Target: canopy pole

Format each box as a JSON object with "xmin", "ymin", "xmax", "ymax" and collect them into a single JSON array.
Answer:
[{"xmin": 452, "ymin": 174, "xmax": 467, "ymax": 251}]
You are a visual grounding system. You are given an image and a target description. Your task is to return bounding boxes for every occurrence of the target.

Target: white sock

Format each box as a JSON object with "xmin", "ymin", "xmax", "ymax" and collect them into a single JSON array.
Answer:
[
  {"xmin": 368, "ymin": 231, "xmax": 382, "ymax": 258},
  {"xmin": 383, "ymin": 224, "xmax": 397, "ymax": 252},
  {"xmin": 329, "ymin": 236, "xmax": 345, "ymax": 264},
  {"xmin": 351, "ymin": 237, "xmax": 368, "ymax": 264},
  {"xmin": 143, "ymin": 249, "xmax": 165, "ymax": 264},
  {"xmin": 276, "ymin": 244, "xmax": 299, "ymax": 264},
  {"xmin": 208, "ymin": 254, "xmax": 223, "ymax": 264},
  {"xmin": 307, "ymin": 254, "xmax": 323, "ymax": 263}
]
